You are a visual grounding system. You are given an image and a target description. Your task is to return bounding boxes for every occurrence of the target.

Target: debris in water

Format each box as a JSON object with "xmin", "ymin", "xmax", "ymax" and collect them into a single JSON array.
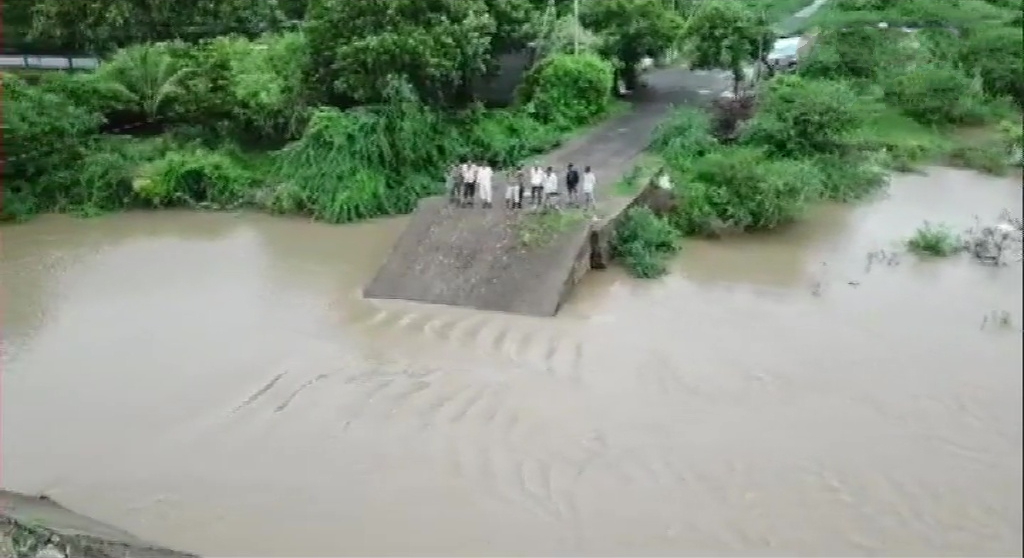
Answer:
[
  {"xmin": 865, "ymin": 249, "xmax": 902, "ymax": 273},
  {"xmin": 962, "ymin": 213, "xmax": 1023, "ymax": 266},
  {"xmin": 980, "ymin": 310, "xmax": 1016, "ymax": 331}
]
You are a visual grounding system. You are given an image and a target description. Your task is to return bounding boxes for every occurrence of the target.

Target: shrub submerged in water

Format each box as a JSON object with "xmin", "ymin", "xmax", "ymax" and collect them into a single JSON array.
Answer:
[
  {"xmin": 670, "ymin": 147, "xmax": 823, "ymax": 235},
  {"xmin": 906, "ymin": 222, "xmax": 963, "ymax": 257},
  {"xmin": 612, "ymin": 206, "xmax": 681, "ymax": 278}
]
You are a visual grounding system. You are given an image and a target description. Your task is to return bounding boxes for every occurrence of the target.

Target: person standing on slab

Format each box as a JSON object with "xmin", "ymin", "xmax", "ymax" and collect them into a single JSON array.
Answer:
[
  {"xmin": 447, "ymin": 162, "xmax": 462, "ymax": 205},
  {"xmin": 582, "ymin": 165, "xmax": 596, "ymax": 209},
  {"xmin": 506, "ymin": 166, "xmax": 525, "ymax": 209},
  {"xmin": 565, "ymin": 163, "xmax": 580, "ymax": 206},
  {"xmin": 529, "ymin": 164, "xmax": 544, "ymax": 208},
  {"xmin": 543, "ymin": 166, "xmax": 560, "ymax": 209},
  {"xmin": 477, "ymin": 161, "xmax": 494, "ymax": 208},
  {"xmin": 460, "ymin": 161, "xmax": 477, "ymax": 207}
]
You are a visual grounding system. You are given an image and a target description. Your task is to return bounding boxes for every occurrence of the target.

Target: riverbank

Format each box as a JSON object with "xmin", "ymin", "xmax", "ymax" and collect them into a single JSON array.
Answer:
[
  {"xmin": 609, "ymin": 0, "xmax": 1022, "ymax": 278},
  {"xmin": 1, "ymin": 491, "xmax": 197, "ymax": 558}
]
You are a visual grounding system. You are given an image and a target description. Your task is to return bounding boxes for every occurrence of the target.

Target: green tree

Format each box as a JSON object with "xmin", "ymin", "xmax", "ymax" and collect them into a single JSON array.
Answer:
[
  {"xmin": 580, "ymin": 0, "xmax": 686, "ymax": 90},
  {"xmin": 305, "ymin": 0, "xmax": 496, "ymax": 106},
  {"xmin": 483, "ymin": 0, "xmax": 543, "ymax": 52},
  {"xmin": 519, "ymin": 53, "xmax": 615, "ymax": 126},
  {"xmin": 278, "ymin": 0, "xmax": 309, "ymax": 20},
  {"xmin": 959, "ymin": 26, "xmax": 1024, "ymax": 107},
  {"xmin": 2, "ymin": 0, "xmax": 35, "ymax": 49},
  {"xmin": 97, "ymin": 44, "xmax": 192, "ymax": 119},
  {"xmin": 684, "ymin": 0, "xmax": 772, "ymax": 95},
  {"xmin": 225, "ymin": 32, "xmax": 312, "ymax": 141},
  {"xmin": 27, "ymin": 0, "xmax": 284, "ymax": 51}
]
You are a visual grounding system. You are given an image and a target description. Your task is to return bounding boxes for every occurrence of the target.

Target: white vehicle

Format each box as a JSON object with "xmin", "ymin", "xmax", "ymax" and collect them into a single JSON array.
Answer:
[{"xmin": 766, "ymin": 36, "xmax": 803, "ymax": 71}]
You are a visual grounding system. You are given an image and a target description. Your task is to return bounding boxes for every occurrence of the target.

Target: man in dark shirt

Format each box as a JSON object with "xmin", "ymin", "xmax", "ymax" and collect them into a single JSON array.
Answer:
[{"xmin": 565, "ymin": 163, "xmax": 580, "ymax": 206}]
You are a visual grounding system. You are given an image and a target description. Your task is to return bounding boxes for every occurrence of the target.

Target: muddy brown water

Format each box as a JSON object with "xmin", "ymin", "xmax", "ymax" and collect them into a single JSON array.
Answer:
[{"xmin": 2, "ymin": 167, "xmax": 1021, "ymax": 556}]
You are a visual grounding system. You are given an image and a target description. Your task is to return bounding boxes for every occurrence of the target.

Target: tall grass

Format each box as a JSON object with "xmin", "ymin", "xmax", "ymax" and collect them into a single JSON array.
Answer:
[{"xmin": 267, "ymin": 98, "xmax": 571, "ymax": 223}]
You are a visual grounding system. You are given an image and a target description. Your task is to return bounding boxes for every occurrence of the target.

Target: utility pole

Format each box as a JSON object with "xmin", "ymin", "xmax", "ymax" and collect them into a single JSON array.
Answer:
[{"xmin": 573, "ymin": 0, "xmax": 580, "ymax": 54}]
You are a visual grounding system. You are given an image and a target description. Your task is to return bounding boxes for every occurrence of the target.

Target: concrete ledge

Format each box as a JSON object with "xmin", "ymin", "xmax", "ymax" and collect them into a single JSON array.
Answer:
[{"xmin": 1, "ymin": 490, "xmax": 198, "ymax": 558}]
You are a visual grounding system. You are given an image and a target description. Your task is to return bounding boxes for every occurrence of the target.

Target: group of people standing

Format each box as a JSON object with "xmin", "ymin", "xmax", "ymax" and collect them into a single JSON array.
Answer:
[{"xmin": 449, "ymin": 161, "xmax": 597, "ymax": 210}]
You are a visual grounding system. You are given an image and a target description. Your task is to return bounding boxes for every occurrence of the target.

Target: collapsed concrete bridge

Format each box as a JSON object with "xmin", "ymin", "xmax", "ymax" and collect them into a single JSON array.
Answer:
[{"xmin": 364, "ymin": 68, "xmax": 727, "ymax": 316}]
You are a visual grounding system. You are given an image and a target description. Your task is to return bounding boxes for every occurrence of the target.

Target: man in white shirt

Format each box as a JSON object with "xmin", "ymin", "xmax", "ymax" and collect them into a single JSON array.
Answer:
[
  {"xmin": 543, "ymin": 166, "xmax": 560, "ymax": 209},
  {"xmin": 529, "ymin": 164, "xmax": 544, "ymax": 208},
  {"xmin": 477, "ymin": 161, "xmax": 494, "ymax": 208},
  {"xmin": 581, "ymin": 166, "xmax": 597, "ymax": 208}
]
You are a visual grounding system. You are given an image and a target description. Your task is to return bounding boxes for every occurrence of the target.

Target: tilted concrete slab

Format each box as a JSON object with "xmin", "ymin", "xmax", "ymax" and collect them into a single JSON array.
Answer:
[
  {"xmin": 364, "ymin": 197, "xmax": 592, "ymax": 316},
  {"xmin": 1, "ymin": 490, "xmax": 198, "ymax": 557}
]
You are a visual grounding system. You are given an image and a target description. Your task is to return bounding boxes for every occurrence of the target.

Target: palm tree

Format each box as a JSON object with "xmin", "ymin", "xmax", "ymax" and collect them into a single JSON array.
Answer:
[{"xmin": 98, "ymin": 44, "xmax": 191, "ymax": 119}]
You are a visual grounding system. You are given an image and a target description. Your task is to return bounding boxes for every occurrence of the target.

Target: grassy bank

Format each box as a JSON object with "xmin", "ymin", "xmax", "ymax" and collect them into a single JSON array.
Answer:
[
  {"xmin": 0, "ymin": 0, "xmax": 867, "ymax": 227},
  {"xmin": 2, "ymin": 44, "xmax": 622, "ymax": 224},
  {"xmin": 612, "ymin": 0, "xmax": 1022, "ymax": 278}
]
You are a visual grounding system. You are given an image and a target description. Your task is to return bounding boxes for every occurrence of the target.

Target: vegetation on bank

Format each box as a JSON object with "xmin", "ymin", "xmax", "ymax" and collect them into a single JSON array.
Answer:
[
  {"xmin": 3, "ymin": 0, "xmax": 710, "ymax": 223},
  {"xmin": 613, "ymin": 0, "xmax": 1023, "ymax": 278}
]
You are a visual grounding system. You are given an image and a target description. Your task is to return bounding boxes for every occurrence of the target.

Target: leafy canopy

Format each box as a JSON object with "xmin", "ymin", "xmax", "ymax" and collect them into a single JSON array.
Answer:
[
  {"xmin": 28, "ymin": 0, "xmax": 286, "ymax": 51},
  {"xmin": 685, "ymin": 0, "xmax": 773, "ymax": 90},
  {"xmin": 581, "ymin": 0, "xmax": 686, "ymax": 65},
  {"xmin": 305, "ymin": 0, "xmax": 496, "ymax": 105}
]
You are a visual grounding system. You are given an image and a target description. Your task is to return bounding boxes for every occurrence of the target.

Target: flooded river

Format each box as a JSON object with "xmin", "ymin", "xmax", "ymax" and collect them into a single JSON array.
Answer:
[{"xmin": 2, "ymin": 167, "xmax": 1021, "ymax": 556}]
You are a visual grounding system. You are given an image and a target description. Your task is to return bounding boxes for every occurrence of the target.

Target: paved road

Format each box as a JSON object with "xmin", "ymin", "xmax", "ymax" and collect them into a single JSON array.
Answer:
[{"xmin": 778, "ymin": 0, "xmax": 831, "ymax": 33}]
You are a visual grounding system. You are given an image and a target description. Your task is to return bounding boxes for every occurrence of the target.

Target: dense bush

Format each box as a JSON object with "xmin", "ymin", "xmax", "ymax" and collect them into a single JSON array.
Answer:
[
  {"xmin": 453, "ymin": 108, "xmax": 563, "ymax": 169},
  {"xmin": 519, "ymin": 53, "xmax": 616, "ymax": 127},
  {"xmin": 810, "ymin": 152, "xmax": 889, "ymax": 201},
  {"xmin": 670, "ymin": 147, "xmax": 822, "ymax": 235},
  {"xmin": 799, "ymin": 27, "xmax": 923, "ymax": 83},
  {"xmin": 134, "ymin": 148, "xmax": 258, "ymax": 207},
  {"xmin": 959, "ymin": 27, "xmax": 1024, "ymax": 107},
  {"xmin": 885, "ymin": 63, "xmax": 989, "ymax": 126},
  {"xmin": 649, "ymin": 107, "xmax": 718, "ymax": 159},
  {"xmin": 817, "ymin": 0, "xmax": 1009, "ymax": 30},
  {"xmin": 2, "ymin": 73, "xmax": 104, "ymax": 220},
  {"xmin": 743, "ymin": 75, "xmax": 869, "ymax": 158},
  {"xmin": 612, "ymin": 206, "xmax": 681, "ymax": 278}
]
